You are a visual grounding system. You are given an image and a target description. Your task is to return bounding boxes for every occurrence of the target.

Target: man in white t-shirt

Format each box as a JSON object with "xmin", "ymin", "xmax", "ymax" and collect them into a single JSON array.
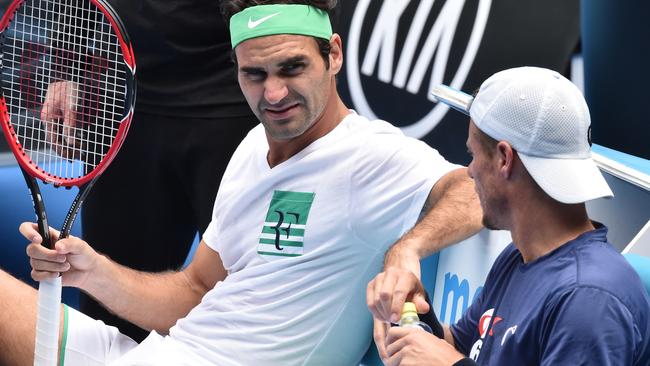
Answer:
[{"xmin": 0, "ymin": 1, "xmax": 482, "ymax": 364}]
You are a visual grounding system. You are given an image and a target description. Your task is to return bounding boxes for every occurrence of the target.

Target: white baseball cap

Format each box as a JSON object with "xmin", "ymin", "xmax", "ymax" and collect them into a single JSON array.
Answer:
[{"xmin": 431, "ymin": 66, "xmax": 613, "ymax": 204}]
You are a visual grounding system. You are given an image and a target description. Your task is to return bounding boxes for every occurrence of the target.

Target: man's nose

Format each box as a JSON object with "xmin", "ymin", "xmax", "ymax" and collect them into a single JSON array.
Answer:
[{"xmin": 264, "ymin": 77, "xmax": 289, "ymax": 105}]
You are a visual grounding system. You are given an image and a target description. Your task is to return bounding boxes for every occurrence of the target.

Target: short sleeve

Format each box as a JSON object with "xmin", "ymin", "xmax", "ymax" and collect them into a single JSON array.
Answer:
[
  {"xmin": 540, "ymin": 286, "xmax": 640, "ymax": 365},
  {"xmin": 349, "ymin": 128, "xmax": 460, "ymax": 246},
  {"xmin": 450, "ymin": 288, "xmax": 486, "ymax": 355}
]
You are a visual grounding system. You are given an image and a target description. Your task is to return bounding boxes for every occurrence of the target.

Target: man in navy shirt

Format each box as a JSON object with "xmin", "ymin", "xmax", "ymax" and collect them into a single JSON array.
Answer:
[{"xmin": 367, "ymin": 67, "xmax": 650, "ymax": 365}]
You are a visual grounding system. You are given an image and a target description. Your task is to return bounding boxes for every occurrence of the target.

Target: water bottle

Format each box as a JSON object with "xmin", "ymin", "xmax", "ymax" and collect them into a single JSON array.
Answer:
[{"xmin": 398, "ymin": 302, "xmax": 433, "ymax": 333}]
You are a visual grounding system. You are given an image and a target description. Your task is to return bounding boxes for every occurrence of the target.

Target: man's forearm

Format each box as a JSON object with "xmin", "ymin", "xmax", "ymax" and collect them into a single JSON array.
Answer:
[
  {"xmin": 385, "ymin": 168, "xmax": 483, "ymax": 270},
  {"xmin": 80, "ymin": 255, "xmax": 204, "ymax": 334}
]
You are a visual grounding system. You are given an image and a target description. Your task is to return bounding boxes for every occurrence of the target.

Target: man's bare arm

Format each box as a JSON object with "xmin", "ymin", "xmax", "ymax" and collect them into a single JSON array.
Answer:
[
  {"xmin": 22, "ymin": 221, "xmax": 226, "ymax": 334},
  {"xmin": 368, "ymin": 168, "xmax": 482, "ymax": 325},
  {"xmin": 83, "ymin": 241, "xmax": 225, "ymax": 333},
  {"xmin": 385, "ymin": 167, "xmax": 482, "ymax": 274}
]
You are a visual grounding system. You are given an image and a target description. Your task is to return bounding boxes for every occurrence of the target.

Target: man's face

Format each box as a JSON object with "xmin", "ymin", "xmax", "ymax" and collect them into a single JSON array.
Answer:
[
  {"xmin": 466, "ymin": 122, "xmax": 507, "ymax": 230},
  {"xmin": 235, "ymin": 34, "xmax": 333, "ymax": 141}
]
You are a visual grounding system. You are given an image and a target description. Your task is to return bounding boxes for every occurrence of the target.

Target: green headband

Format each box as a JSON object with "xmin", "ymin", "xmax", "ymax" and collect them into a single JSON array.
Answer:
[{"xmin": 230, "ymin": 4, "xmax": 333, "ymax": 48}]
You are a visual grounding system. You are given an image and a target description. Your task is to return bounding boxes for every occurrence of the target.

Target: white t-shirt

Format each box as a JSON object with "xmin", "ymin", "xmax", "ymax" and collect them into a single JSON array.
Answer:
[{"xmin": 117, "ymin": 112, "xmax": 458, "ymax": 365}]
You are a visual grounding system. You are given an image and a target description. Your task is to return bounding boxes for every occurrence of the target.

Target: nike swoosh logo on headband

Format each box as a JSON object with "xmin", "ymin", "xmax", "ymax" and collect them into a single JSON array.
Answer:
[{"xmin": 248, "ymin": 13, "xmax": 281, "ymax": 29}]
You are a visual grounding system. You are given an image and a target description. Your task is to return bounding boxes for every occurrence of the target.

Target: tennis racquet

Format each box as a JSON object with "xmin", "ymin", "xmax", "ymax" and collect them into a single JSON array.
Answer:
[{"xmin": 0, "ymin": 0, "xmax": 135, "ymax": 364}]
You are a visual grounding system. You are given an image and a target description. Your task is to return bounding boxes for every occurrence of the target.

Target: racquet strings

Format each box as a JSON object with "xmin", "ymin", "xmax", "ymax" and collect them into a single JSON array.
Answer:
[{"xmin": 1, "ymin": 0, "xmax": 128, "ymax": 181}]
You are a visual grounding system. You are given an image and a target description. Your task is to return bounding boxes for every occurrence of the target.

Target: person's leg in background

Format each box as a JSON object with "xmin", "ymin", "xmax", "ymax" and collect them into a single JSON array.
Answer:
[
  {"xmin": 81, "ymin": 112, "xmax": 193, "ymax": 342},
  {"xmin": 79, "ymin": 113, "xmax": 255, "ymax": 342},
  {"xmin": 182, "ymin": 115, "xmax": 257, "ymax": 236}
]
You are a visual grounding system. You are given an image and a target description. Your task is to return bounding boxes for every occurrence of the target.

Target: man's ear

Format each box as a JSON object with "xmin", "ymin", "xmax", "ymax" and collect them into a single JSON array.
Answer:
[
  {"xmin": 496, "ymin": 141, "xmax": 515, "ymax": 179},
  {"xmin": 328, "ymin": 34, "xmax": 343, "ymax": 74}
]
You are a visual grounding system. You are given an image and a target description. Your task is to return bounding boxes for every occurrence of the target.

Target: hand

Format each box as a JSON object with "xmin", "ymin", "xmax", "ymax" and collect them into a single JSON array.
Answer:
[
  {"xmin": 367, "ymin": 237, "xmax": 429, "ymax": 325},
  {"xmin": 372, "ymin": 318, "xmax": 391, "ymax": 363},
  {"xmin": 367, "ymin": 266, "xmax": 429, "ymax": 324},
  {"xmin": 40, "ymin": 81, "xmax": 82, "ymax": 159},
  {"xmin": 383, "ymin": 238, "xmax": 422, "ymax": 280},
  {"xmin": 20, "ymin": 222, "xmax": 99, "ymax": 288},
  {"xmin": 385, "ymin": 327, "xmax": 464, "ymax": 366}
]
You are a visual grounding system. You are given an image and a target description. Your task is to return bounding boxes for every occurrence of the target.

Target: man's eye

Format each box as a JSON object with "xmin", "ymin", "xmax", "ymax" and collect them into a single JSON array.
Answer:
[
  {"xmin": 244, "ymin": 70, "xmax": 266, "ymax": 81},
  {"xmin": 282, "ymin": 63, "xmax": 305, "ymax": 74}
]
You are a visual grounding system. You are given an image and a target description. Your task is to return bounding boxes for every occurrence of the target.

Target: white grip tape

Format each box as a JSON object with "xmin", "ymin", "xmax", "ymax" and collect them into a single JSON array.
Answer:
[{"xmin": 34, "ymin": 277, "xmax": 62, "ymax": 366}]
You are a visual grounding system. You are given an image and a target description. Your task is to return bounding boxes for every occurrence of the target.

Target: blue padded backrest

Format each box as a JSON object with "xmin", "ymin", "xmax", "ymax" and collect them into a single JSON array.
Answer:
[{"xmin": 624, "ymin": 253, "xmax": 650, "ymax": 296}]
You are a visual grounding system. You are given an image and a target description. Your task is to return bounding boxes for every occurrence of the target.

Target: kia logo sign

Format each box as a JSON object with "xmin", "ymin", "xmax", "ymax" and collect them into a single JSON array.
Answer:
[{"xmin": 346, "ymin": 0, "xmax": 492, "ymax": 138}]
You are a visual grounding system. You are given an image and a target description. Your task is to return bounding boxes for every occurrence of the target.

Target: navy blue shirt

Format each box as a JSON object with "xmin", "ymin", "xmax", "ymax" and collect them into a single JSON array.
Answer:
[{"xmin": 451, "ymin": 225, "xmax": 650, "ymax": 365}]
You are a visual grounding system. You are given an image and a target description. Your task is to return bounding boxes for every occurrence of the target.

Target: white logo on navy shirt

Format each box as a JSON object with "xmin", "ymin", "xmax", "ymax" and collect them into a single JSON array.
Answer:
[{"xmin": 501, "ymin": 325, "xmax": 518, "ymax": 346}]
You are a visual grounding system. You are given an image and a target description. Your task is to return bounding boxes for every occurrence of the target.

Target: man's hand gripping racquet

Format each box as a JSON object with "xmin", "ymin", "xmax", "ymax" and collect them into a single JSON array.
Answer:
[{"xmin": 0, "ymin": 0, "xmax": 135, "ymax": 364}]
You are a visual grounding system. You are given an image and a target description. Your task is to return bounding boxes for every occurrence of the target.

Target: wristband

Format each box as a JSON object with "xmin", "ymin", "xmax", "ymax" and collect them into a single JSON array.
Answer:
[
  {"xmin": 419, "ymin": 290, "xmax": 445, "ymax": 339},
  {"xmin": 452, "ymin": 357, "xmax": 477, "ymax": 366}
]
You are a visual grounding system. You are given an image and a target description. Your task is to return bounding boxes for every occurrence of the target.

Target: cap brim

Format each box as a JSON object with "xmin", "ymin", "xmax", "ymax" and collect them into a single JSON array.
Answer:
[
  {"xmin": 430, "ymin": 85, "xmax": 474, "ymax": 116},
  {"xmin": 518, "ymin": 153, "xmax": 614, "ymax": 204}
]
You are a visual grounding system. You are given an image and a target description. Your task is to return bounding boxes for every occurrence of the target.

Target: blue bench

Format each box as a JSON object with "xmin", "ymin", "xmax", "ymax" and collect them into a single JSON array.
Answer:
[{"xmin": 0, "ymin": 159, "xmax": 82, "ymax": 307}]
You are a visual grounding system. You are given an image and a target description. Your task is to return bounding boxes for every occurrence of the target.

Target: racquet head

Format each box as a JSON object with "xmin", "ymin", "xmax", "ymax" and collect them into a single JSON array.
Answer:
[{"xmin": 0, "ymin": 0, "xmax": 136, "ymax": 187}]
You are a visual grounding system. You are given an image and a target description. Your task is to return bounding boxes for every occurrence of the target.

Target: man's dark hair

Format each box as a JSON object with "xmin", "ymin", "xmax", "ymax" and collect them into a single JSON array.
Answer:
[
  {"xmin": 221, "ymin": 0, "xmax": 338, "ymax": 21},
  {"xmin": 475, "ymin": 127, "xmax": 498, "ymax": 157},
  {"xmin": 222, "ymin": 0, "xmax": 338, "ymax": 68},
  {"xmin": 469, "ymin": 89, "xmax": 498, "ymax": 156}
]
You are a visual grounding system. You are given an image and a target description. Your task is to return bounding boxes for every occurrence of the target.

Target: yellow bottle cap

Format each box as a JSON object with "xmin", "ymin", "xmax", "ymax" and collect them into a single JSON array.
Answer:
[{"xmin": 401, "ymin": 302, "xmax": 418, "ymax": 318}]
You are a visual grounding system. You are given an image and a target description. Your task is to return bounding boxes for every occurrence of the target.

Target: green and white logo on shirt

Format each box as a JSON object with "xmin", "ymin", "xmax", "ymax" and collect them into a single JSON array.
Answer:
[{"xmin": 258, "ymin": 190, "xmax": 315, "ymax": 258}]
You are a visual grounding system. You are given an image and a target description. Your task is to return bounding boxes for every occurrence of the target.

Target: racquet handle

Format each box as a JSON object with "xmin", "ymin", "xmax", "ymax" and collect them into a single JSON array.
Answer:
[{"xmin": 34, "ymin": 277, "xmax": 62, "ymax": 366}]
